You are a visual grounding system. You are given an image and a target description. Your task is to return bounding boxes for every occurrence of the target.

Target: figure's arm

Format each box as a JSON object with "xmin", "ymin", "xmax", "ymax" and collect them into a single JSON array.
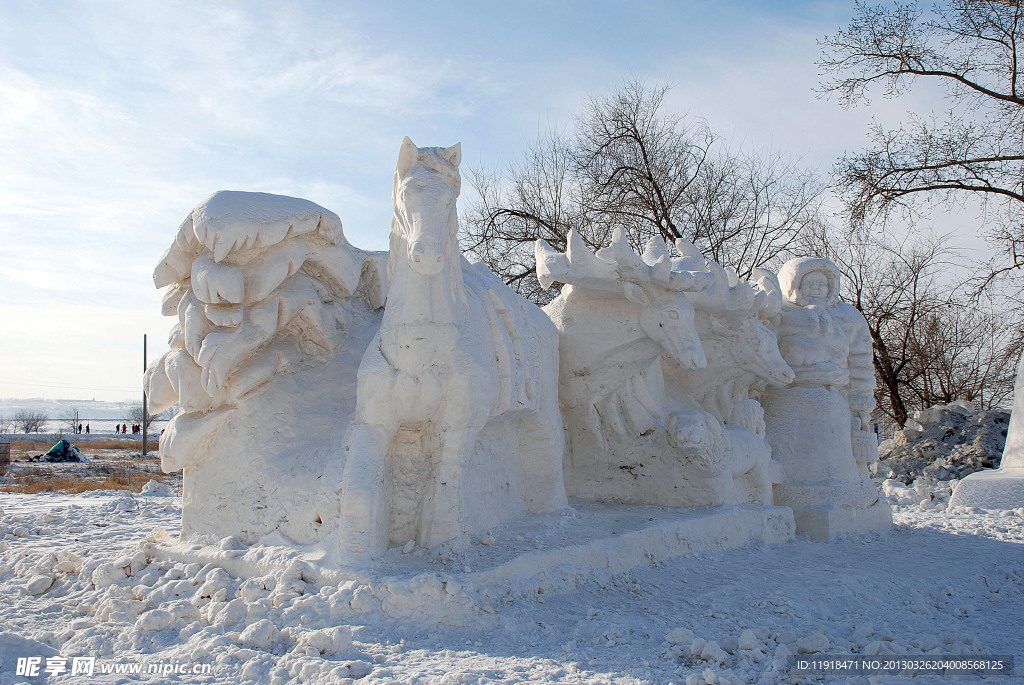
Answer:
[{"xmin": 845, "ymin": 310, "xmax": 875, "ymax": 424}]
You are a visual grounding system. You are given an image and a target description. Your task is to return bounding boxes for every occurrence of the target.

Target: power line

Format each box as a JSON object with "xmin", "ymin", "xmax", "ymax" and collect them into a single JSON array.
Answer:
[{"xmin": 0, "ymin": 379, "xmax": 138, "ymax": 393}]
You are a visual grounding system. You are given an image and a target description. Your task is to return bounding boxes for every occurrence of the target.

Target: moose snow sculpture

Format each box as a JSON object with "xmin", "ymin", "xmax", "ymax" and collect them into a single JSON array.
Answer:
[
  {"xmin": 537, "ymin": 229, "xmax": 716, "ymax": 504},
  {"xmin": 662, "ymin": 259, "xmax": 795, "ymax": 506},
  {"xmin": 539, "ymin": 230, "xmax": 797, "ymax": 508},
  {"xmin": 337, "ymin": 138, "xmax": 566, "ymax": 559}
]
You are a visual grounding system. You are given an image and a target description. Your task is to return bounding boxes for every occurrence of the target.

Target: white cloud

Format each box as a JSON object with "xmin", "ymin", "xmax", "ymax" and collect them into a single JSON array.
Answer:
[{"xmin": 0, "ymin": 0, "xmax": 990, "ymax": 400}]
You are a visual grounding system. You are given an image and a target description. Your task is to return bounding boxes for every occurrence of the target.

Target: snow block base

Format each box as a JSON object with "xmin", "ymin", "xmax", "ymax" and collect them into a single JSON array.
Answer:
[
  {"xmin": 146, "ymin": 503, "xmax": 794, "ymax": 625},
  {"xmin": 447, "ymin": 502, "xmax": 796, "ymax": 588},
  {"xmin": 789, "ymin": 499, "xmax": 893, "ymax": 540},
  {"xmin": 949, "ymin": 468, "xmax": 1024, "ymax": 511}
]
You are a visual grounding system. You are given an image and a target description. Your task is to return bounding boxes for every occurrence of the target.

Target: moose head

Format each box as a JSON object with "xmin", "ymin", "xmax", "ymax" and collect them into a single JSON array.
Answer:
[{"xmin": 536, "ymin": 228, "xmax": 713, "ymax": 371}]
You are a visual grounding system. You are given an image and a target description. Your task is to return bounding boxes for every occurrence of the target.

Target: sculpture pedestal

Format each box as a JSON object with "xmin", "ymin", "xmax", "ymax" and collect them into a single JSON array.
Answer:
[
  {"xmin": 764, "ymin": 385, "xmax": 891, "ymax": 538},
  {"xmin": 947, "ymin": 354, "xmax": 1023, "ymax": 511},
  {"xmin": 948, "ymin": 468, "xmax": 1024, "ymax": 511},
  {"xmin": 147, "ymin": 503, "xmax": 795, "ymax": 626},
  {"xmin": 785, "ymin": 498, "xmax": 892, "ymax": 540}
]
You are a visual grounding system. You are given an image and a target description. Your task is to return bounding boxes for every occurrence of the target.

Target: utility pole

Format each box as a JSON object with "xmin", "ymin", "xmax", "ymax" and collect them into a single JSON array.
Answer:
[{"xmin": 142, "ymin": 334, "xmax": 148, "ymax": 457}]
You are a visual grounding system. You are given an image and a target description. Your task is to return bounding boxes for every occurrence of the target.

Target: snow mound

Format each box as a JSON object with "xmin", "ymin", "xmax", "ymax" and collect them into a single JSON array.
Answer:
[
  {"xmin": 141, "ymin": 479, "xmax": 174, "ymax": 497},
  {"xmin": 875, "ymin": 400, "xmax": 1009, "ymax": 483}
]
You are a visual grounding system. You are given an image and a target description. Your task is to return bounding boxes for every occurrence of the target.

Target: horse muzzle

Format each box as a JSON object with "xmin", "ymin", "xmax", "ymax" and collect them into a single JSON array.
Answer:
[{"xmin": 408, "ymin": 239, "xmax": 444, "ymax": 275}]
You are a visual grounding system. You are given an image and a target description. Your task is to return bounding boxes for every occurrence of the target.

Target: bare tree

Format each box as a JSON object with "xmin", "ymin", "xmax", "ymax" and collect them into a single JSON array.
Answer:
[
  {"xmin": 687, "ymin": 150, "xmax": 825, "ymax": 279},
  {"xmin": 463, "ymin": 129, "xmax": 588, "ymax": 304},
  {"xmin": 819, "ymin": 0, "xmax": 1024, "ymax": 295},
  {"xmin": 126, "ymin": 401, "xmax": 156, "ymax": 425},
  {"xmin": 13, "ymin": 409, "xmax": 49, "ymax": 434},
  {"xmin": 59, "ymin": 408, "xmax": 81, "ymax": 435},
  {"xmin": 908, "ymin": 300, "xmax": 1023, "ymax": 409},
  {"xmin": 125, "ymin": 401, "xmax": 172, "ymax": 427},
  {"xmin": 462, "ymin": 79, "xmax": 825, "ymax": 303},
  {"xmin": 574, "ymin": 80, "xmax": 715, "ymax": 245}
]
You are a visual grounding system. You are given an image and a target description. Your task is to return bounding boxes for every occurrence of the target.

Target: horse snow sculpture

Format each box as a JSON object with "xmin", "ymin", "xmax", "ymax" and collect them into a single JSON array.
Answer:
[
  {"xmin": 338, "ymin": 138, "xmax": 566, "ymax": 558},
  {"xmin": 146, "ymin": 191, "xmax": 386, "ymax": 543},
  {"xmin": 537, "ymin": 229, "xmax": 716, "ymax": 504}
]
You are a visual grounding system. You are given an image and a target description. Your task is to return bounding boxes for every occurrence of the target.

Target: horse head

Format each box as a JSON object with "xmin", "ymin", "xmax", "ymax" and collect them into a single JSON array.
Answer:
[{"xmin": 392, "ymin": 137, "xmax": 462, "ymax": 277}]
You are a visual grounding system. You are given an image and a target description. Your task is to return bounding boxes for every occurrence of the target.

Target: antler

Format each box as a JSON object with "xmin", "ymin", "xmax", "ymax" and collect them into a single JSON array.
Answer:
[
  {"xmin": 536, "ymin": 227, "xmax": 712, "ymax": 293},
  {"xmin": 536, "ymin": 229, "xmax": 620, "ymax": 291},
  {"xmin": 750, "ymin": 267, "xmax": 784, "ymax": 319},
  {"xmin": 683, "ymin": 260, "xmax": 760, "ymax": 319}
]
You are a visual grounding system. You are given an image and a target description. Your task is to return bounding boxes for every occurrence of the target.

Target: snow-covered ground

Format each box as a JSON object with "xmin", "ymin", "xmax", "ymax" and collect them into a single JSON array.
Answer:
[{"xmin": 1, "ymin": 485, "xmax": 1021, "ymax": 684}]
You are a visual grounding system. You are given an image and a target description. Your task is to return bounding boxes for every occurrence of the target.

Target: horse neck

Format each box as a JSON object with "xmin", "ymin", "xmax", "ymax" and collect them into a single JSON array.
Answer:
[{"xmin": 380, "ymin": 234, "xmax": 464, "ymax": 352}]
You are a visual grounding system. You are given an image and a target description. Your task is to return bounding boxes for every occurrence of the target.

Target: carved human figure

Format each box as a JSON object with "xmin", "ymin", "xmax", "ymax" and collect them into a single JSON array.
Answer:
[{"xmin": 762, "ymin": 257, "xmax": 890, "ymax": 537}]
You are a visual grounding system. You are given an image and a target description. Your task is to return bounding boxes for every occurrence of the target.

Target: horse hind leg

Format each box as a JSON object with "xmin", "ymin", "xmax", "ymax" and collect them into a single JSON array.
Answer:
[
  {"xmin": 518, "ymin": 381, "xmax": 568, "ymax": 514},
  {"xmin": 416, "ymin": 426, "xmax": 476, "ymax": 550}
]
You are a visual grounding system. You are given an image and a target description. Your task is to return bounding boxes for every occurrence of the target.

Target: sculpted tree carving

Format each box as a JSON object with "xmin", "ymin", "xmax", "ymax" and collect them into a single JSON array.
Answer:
[{"xmin": 145, "ymin": 191, "xmax": 386, "ymax": 543}]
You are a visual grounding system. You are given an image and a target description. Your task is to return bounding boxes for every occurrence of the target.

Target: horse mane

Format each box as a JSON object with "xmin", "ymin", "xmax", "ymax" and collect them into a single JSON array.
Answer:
[{"xmin": 391, "ymin": 146, "xmax": 461, "ymax": 202}]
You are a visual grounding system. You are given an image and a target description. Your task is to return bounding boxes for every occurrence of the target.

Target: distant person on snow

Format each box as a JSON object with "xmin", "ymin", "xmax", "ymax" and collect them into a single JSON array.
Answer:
[
  {"xmin": 115, "ymin": 424, "xmax": 119, "ymax": 434},
  {"xmin": 85, "ymin": 424, "xmax": 90, "ymax": 434},
  {"xmin": 122, "ymin": 423, "xmax": 127, "ymax": 434}
]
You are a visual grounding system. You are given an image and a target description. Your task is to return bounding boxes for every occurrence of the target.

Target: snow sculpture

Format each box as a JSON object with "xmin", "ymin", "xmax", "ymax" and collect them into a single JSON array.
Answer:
[
  {"xmin": 145, "ymin": 190, "xmax": 387, "ymax": 543},
  {"xmin": 761, "ymin": 257, "xmax": 892, "ymax": 538},
  {"xmin": 948, "ymin": 353, "xmax": 1024, "ymax": 510},
  {"xmin": 538, "ymin": 230, "xmax": 791, "ymax": 506},
  {"xmin": 663, "ymin": 258, "xmax": 796, "ymax": 506},
  {"xmin": 337, "ymin": 138, "xmax": 566, "ymax": 558}
]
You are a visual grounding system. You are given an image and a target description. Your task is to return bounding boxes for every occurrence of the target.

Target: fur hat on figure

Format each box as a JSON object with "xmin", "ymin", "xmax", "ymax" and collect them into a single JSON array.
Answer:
[{"xmin": 776, "ymin": 257, "xmax": 841, "ymax": 308}]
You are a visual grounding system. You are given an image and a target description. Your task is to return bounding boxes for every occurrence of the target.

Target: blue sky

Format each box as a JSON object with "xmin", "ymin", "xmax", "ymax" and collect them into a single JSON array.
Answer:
[{"xmin": 0, "ymin": 1, "xmax": 950, "ymax": 401}]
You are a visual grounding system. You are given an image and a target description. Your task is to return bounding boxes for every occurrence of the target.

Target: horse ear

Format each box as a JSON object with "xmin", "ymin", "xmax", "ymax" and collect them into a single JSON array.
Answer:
[
  {"xmin": 441, "ymin": 142, "xmax": 461, "ymax": 168},
  {"xmin": 397, "ymin": 136, "xmax": 418, "ymax": 176}
]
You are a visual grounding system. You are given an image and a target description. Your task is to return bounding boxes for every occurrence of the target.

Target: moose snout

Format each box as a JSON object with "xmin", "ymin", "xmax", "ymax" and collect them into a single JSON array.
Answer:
[{"xmin": 408, "ymin": 239, "xmax": 444, "ymax": 274}]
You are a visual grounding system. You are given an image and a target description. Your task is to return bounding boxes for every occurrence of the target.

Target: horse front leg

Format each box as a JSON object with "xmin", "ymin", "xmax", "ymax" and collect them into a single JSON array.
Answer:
[
  {"xmin": 417, "ymin": 372, "xmax": 483, "ymax": 550},
  {"xmin": 416, "ymin": 423, "xmax": 478, "ymax": 550},
  {"xmin": 338, "ymin": 420, "xmax": 395, "ymax": 559},
  {"xmin": 338, "ymin": 345, "xmax": 399, "ymax": 561}
]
